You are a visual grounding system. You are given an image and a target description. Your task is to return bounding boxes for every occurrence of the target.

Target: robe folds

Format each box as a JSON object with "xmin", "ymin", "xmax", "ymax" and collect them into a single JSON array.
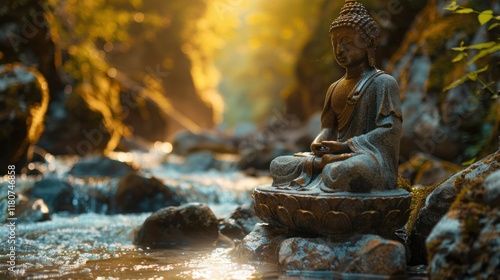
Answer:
[{"xmin": 270, "ymin": 69, "xmax": 402, "ymax": 192}]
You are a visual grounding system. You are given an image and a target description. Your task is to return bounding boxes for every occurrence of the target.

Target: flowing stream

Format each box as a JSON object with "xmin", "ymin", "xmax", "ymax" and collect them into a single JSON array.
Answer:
[{"xmin": 0, "ymin": 149, "xmax": 427, "ymax": 279}]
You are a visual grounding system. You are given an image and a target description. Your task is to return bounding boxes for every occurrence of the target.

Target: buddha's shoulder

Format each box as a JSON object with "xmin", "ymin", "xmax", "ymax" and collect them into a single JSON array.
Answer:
[
  {"xmin": 373, "ymin": 72, "xmax": 398, "ymax": 85},
  {"xmin": 369, "ymin": 72, "xmax": 399, "ymax": 92}
]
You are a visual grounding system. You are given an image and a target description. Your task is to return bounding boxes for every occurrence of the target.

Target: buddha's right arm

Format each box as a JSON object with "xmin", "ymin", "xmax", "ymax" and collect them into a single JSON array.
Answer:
[
  {"xmin": 312, "ymin": 128, "xmax": 333, "ymax": 144},
  {"xmin": 311, "ymin": 128, "xmax": 334, "ymax": 154}
]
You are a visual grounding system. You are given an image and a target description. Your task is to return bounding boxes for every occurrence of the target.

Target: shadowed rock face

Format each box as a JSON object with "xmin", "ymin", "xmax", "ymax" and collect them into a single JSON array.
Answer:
[{"xmin": 134, "ymin": 203, "xmax": 219, "ymax": 248}]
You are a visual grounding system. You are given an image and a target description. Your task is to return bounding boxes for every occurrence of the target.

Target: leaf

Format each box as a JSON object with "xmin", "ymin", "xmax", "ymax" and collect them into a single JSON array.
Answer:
[
  {"xmin": 475, "ymin": 65, "xmax": 489, "ymax": 73},
  {"xmin": 467, "ymin": 72, "xmax": 477, "ymax": 81},
  {"xmin": 451, "ymin": 46, "xmax": 466, "ymax": 51},
  {"xmin": 452, "ymin": 52, "xmax": 466, "ymax": 62},
  {"xmin": 443, "ymin": 76, "xmax": 469, "ymax": 92},
  {"xmin": 489, "ymin": 23, "xmax": 500, "ymax": 30},
  {"xmin": 467, "ymin": 41, "xmax": 496, "ymax": 50},
  {"xmin": 443, "ymin": 65, "xmax": 489, "ymax": 92},
  {"xmin": 461, "ymin": 157, "xmax": 477, "ymax": 166},
  {"xmin": 468, "ymin": 45, "xmax": 500, "ymax": 64},
  {"xmin": 452, "ymin": 41, "xmax": 496, "ymax": 52},
  {"xmin": 444, "ymin": 1, "xmax": 458, "ymax": 11},
  {"xmin": 451, "ymin": 41, "xmax": 466, "ymax": 51},
  {"xmin": 455, "ymin": 8, "xmax": 475, "ymax": 14},
  {"xmin": 478, "ymin": 10, "xmax": 493, "ymax": 25}
]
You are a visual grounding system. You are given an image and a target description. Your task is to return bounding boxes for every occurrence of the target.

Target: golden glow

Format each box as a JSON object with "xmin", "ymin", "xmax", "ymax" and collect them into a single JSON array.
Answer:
[
  {"xmin": 108, "ymin": 151, "xmax": 134, "ymax": 163},
  {"xmin": 153, "ymin": 141, "xmax": 173, "ymax": 154},
  {"xmin": 133, "ymin": 12, "xmax": 145, "ymax": 23},
  {"xmin": 107, "ymin": 67, "xmax": 117, "ymax": 78}
]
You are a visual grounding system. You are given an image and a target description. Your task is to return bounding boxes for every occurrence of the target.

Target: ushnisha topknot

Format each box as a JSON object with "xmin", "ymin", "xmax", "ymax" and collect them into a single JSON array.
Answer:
[{"xmin": 329, "ymin": 0, "xmax": 380, "ymax": 48}]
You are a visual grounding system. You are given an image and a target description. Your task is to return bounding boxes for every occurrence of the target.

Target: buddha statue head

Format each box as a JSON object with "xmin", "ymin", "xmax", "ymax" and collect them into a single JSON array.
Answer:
[{"xmin": 329, "ymin": 0, "xmax": 380, "ymax": 68}]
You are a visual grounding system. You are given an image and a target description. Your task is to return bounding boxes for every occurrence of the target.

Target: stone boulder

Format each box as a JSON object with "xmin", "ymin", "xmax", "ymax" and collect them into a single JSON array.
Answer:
[
  {"xmin": 408, "ymin": 147, "xmax": 500, "ymax": 264},
  {"xmin": 426, "ymin": 170, "xmax": 500, "ymax": 279},
  {"xmin": 235, "ymin": 224, "xmax": 406, "ymax": 276},
  {"xmin": 218, "ymin": 205, "xmax": 261, "ymax": 240},
  {"xmin": 68, "ymin": 156, "xmax": 136, "ymax": 178},
  {"xmin": 134, "ymin": 203, "xmax": 219, "ymax": 248},
  {"xmin": 233, "ymin": 223, "xmax": 289, "ymax": 263},
  {"xmin": 111, "ymin": 173, "xmax": 185, "ymax": 214},
  {"xmin": 279, "ymin": 235, "xmax": 406, "ymax": 276},
  {"xmin": 0, "ymin": 193, "xmax": 50, "ymax": 223},
  {"xmin": 0, "ymin": 63, "xmax": 49, "ymax": 172},
  {"xmin": 29, "ymin": 178, "xmax": 75, "ymax": 213}
]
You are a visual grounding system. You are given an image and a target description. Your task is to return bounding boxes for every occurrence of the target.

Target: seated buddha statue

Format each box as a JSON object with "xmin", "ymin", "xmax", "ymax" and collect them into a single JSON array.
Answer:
[{"xmin": 270, "ymin": 0, "xmax": 402, "ymax": 193}]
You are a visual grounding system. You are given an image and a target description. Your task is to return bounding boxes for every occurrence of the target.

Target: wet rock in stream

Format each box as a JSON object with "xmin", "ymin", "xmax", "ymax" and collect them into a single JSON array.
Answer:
[
  {"xmin": 68, "ymin": 156, "xmax": 136, "ymax": 178},
  {"xmin": 218, "ymin": 205, "xmax": 261, "ymax": 240},
  {"xmin": 7, "ymin": 193, "xmax": 51, "ymax": 223},
  {"xmin": 134, "ymin": 202, "xmax": 219, "ymax": 248},
  {"xmin": 29, "ymin": 177, "xmax": 75, "ymax": 213},
  {"xmin": 112, "ymin": 173, "xmax": 186, "ymax": 214}
]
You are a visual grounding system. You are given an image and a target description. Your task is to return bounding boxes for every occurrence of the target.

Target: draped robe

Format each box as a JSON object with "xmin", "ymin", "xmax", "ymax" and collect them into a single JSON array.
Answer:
[{"xmin": 270, "ymin": 68, "xmax": 402, "ymax": 192}]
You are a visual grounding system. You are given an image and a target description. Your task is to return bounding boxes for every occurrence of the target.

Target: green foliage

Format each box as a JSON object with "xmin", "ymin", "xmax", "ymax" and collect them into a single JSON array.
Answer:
[{"xmin": 443, "ymin": 1, "xmax": 499, "ymax": 97}]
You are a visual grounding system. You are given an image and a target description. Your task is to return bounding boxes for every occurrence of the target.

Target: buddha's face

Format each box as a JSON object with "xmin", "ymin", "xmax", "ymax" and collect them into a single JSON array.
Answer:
[{"xmin": 331, "ymin": 26, "xmax": 368, "ymax": 69}]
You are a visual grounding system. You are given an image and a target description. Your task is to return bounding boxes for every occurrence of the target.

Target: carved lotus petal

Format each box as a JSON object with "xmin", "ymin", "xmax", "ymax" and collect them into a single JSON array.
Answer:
[
  {"xmin": 327, "ymin": 197, "xmax": 341, "ymax": 210},
  {"xmin": 294, "ymin": 209, "xmax": 319, "ymax": 232},
  {"xmin": 267, "ymin": 194, "xmax": 279, "ymax": 212},
  {"xmin": 323, "ymin": 210, "xmax": 352, "ymax": 234},
  {"xmin": 311, "ymin": 198, "xmax": 330, "ymax": 222},
  {"xmin": 252, "ymin": 192, "xmax": 262, "ymax": 203},
  {"xmin": 383, "ymin": 209, "xmax": 402, "ymax": 230},
  {"xmin": 256, "ymin": 203, "xmax": 273, "ymax": 223},
  {"xmin": 353, "ymin": 210, "xmax": 380, "ymax": 232},
  {"xmin": 371, "ymin": 197, "xmax": 391, "ymax": 212},
  {"xmin": 277, "ymin": 205, "xmax": 295, "ymax": 228},
  {"xmin": 283, "ymin": 195, "xmax": 301, "ymax": 213},
  {"xmin": 338, "ymin": 198, "xmax": 364, "ymax": 220},
  {"xmin": 397, "ymin": 197, "xmax": 411, "ymax": 211}
]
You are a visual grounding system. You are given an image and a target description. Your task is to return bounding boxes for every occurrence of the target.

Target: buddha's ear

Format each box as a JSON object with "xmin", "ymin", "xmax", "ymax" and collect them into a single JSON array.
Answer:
[{"xmin": 367, "ymin": 47, "xmax": 376, "ymax": 67}]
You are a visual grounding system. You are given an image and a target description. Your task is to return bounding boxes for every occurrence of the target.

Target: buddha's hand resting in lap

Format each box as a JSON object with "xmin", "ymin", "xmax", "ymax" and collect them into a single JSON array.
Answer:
[
  {"xmin": 311, "ymin": 141, "xmax": 351, "ymax": 156},
  {"xmin": 313, "ymin": 153, "xmax": 353, "ymax": 170}
]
